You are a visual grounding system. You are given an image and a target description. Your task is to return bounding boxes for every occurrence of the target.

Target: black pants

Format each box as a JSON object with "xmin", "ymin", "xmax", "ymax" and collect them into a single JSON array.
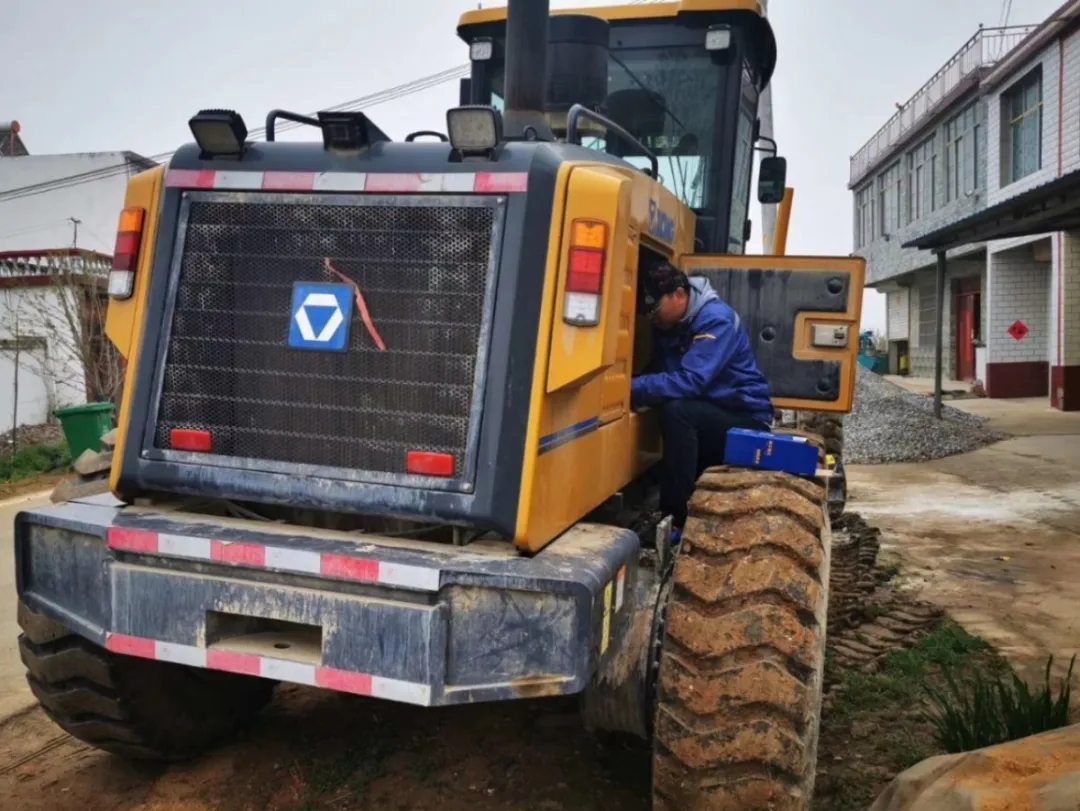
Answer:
[{"xmin": 658, "ymin": 399, "xmax": 771, "ymax": 528}]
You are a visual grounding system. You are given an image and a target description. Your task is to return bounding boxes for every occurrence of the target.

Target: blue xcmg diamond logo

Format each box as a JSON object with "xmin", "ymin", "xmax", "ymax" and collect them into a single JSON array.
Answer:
[{"xmin": 288, "ymin": 283, "xmax": 353, "ymax": 352}]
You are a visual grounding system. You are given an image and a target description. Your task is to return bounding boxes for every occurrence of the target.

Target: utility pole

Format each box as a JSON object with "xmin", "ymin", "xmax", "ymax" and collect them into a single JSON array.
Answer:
[{"xmin": 69, "ymin": 217, "xmax": 81, "ymax": 248}]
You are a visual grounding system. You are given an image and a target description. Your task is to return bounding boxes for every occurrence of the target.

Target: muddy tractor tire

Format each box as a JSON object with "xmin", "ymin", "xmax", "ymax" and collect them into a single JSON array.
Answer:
[
  {"xmin": 652, "ymin": 468, "xmax": 830, "ymax": 811},
  {"xmin": 17, "ymin": 603, "xmax": 275, "ymax": 761}
]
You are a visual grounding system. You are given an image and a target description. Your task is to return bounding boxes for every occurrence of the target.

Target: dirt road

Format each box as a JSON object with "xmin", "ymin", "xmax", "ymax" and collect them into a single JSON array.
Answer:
[
  {"xmin": 1, "ymin": 686, "xmax": 654, "ymax": 811},
  {"xmin": 4, "ymin": 429, "xmax": 1079, "ymax": 810},
  {"xmin": 0, "ymin": 490, "xmax": 50, "ymax": 720},
  {"xmin": 850, "ymin": 433, "xmax": 1080, "ymax": 690},
  {"xmin": 0, "ymin": 510, "xmax": 944, "ymax": 811}
]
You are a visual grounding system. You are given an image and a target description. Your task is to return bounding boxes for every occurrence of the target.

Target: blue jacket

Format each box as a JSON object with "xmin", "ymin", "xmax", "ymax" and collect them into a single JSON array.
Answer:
[{"xmin": 630, "ymin": 277, "xmax": 773, "ymax": 425}]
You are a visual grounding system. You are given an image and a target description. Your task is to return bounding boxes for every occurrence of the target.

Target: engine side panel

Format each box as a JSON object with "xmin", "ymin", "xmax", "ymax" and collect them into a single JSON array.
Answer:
[{"xmin": 514, "ymin": 165, "xmax": 687, "ymax": 552}]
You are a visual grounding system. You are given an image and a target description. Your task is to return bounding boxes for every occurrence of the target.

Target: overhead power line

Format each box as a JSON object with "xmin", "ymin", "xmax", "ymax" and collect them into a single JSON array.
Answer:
[{"xmin": 0, "ymin": 64, "xmax": 469, "ymax": 204}]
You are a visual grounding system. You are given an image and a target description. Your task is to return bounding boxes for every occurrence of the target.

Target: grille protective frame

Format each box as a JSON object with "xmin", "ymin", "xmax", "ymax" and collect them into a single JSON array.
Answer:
[{"xmin": 139, "ymin": 190, "xmax": 507, "ymax": 494}]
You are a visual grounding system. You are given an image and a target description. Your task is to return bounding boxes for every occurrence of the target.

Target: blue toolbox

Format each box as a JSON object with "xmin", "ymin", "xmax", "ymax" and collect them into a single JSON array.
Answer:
[{"xmin": 723, "ymin": 428, "xmax": 819, "ymax": 477}]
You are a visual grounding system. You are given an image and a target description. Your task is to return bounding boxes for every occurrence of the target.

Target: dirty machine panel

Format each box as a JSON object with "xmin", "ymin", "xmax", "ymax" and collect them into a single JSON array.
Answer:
[{"xmin": 681, "ymin": 254, "xmax": 866, "ymax": 413}]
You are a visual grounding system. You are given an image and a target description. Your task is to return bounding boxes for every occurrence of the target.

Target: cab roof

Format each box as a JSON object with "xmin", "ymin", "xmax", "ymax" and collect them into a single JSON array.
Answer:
[{"xmin": 457, "ymin": 0, "xmax": 776, "ymax": 88}]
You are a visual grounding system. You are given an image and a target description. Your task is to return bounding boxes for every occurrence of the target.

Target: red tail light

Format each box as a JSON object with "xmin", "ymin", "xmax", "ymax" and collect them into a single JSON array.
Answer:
[
  {"xmin": 170, "ymin": 428, "xmax": 213, "ymax": 453},
  {"xmin": 563, "ymin": 219, "xmax": 608, "ymax": 327},
  {"xmin": 406, "ymin": 451, "xmax": 454, "ymax": 477},
  {"xmin": 566, "ymin": 246, "xmax": 604, "ymax": 294},
  {"xmin": 109, "ymin": 207, "xmax": 145, "ymax": 300}
]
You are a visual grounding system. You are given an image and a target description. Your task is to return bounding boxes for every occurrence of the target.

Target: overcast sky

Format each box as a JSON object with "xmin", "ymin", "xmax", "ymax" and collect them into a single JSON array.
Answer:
[{"xmin": 2, "ymin": 0, "xmax": 1067, "ymax": 330}]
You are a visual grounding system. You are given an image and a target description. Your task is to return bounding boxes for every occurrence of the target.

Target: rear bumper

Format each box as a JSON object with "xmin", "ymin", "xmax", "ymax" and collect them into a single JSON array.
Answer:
[{"xmin": 14, "ymin": 494, "xmax": 641, "ymax": 707}]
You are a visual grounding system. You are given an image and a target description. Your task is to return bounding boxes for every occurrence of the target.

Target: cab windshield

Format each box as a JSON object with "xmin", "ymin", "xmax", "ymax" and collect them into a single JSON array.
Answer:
[{"xmin": 487, "ymin": 43, "xmax": 723, "ymax": 211}]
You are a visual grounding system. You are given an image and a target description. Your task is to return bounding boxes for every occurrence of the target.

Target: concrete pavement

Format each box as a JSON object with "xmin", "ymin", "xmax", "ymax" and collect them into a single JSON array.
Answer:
[
  {"xmin": 849, "ymin": 430, "xmax": 1080, "ymax": 692},
  {"xmin": 0, "ymin": 489, "xmax": 50, "ymax": 721}
]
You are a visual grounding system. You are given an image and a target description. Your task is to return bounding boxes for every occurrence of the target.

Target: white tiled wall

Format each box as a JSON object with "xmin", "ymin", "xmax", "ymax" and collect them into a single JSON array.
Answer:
[
  {"xmin": 887, "ymin": 289, "xmax": 910, "ymax": 340},
  {"xmin": 908, "ymin": 285, "xmax": 920, "ymax": 348},
  {"xmin": 1058, "ymin": 231, "xmax": 1080, "ymax": 366},
  {"xmin": 987, "ymin": 251, "xmax": 1052, "ymax": 364},
  {"xmin": 1060, "ymin": 30, "xmax": 1080, "ymax": 174}
]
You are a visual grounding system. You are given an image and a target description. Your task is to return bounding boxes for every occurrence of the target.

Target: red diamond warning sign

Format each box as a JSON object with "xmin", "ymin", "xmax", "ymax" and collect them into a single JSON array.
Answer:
[{"xmin": 1007, "ymin": 320, "xmax": 1029, "ymax": 341}]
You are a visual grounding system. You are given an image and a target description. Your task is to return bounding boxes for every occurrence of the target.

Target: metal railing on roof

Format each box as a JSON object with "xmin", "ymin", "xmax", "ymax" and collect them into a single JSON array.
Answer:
[{"xmin": 849, "ymin": 25, "xmax": 1037, "ymax": 187}]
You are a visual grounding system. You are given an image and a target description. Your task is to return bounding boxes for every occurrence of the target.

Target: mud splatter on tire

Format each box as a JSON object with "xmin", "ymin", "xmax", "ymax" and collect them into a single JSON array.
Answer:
[{"xmin": 652, "ymin": 468, "xmax": 830, "ymax": 811}]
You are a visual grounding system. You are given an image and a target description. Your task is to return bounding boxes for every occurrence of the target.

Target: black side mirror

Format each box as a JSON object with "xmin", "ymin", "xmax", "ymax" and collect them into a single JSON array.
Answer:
[{"xmin": 758, "ymin": 156, "xmax": 787, "ymax": 204}]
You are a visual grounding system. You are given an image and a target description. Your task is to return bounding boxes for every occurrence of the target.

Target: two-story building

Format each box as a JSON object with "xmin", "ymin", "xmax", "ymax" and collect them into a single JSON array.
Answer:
[
  {"xmin": 853, "ymin": 0, "xmax": 1080, "ymax": 411},
  {"xmin": 849, "ymin": 24, "xmax": 1037, "ymax": 384}
]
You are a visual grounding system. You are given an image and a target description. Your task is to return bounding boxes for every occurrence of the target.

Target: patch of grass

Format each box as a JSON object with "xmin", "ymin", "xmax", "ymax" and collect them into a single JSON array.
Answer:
[
  {"xmin": 925, "ymin": 653, "xmax": 1075, "ymax": 754},
  {"xmin": 831, "ymin": 623, "xmax": 1000, "ymax": 719},
  {"xmin": 0, "ymin": 443, "xmax": 70, "ymax": 484},
  {"xmin": 889, "ymin": 622, "xmax": 997, "ymax": 675},
  {"xmin": 815, "ymin": 621, "xmax": 1006, "ymax": 811}
]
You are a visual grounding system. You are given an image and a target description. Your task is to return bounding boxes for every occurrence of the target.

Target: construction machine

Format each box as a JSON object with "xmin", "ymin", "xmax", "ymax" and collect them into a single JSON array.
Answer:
[{"xmin": 14, "ymin": 1, "xmax": 864, "ymax": 808}]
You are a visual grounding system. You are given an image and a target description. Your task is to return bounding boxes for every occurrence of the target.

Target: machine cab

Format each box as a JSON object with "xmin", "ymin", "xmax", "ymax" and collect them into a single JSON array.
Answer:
[{"xmin": 456, "ymin": 0, "xmax": 778, "ymax": 255}]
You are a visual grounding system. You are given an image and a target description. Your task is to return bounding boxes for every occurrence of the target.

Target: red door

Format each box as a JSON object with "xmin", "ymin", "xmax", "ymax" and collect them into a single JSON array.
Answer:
[{"xmin": 955, "ymin": 293, "xmax": 976, "ymax": 381}]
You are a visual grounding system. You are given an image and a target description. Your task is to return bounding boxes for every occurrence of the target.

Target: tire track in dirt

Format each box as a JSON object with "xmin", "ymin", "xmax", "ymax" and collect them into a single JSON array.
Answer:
[{"xmin": 826, "ymin": 513, "xmax": 943, "ymax": 678}]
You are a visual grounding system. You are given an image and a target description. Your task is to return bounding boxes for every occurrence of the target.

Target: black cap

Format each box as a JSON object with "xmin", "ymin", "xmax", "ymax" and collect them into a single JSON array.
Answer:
[{"xmin": 639, "ymin": 261, "xmax": 689, "ymax": 315}]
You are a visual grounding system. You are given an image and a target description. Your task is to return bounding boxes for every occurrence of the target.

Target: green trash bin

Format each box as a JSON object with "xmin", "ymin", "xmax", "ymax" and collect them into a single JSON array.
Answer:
[{"xmin": 54, "ymin": 402, "xmax": 115, "ymax": 460}]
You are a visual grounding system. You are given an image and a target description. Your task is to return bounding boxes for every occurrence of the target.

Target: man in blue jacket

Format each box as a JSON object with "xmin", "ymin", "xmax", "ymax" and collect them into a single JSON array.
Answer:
[{"xmin": 631, "ymin": 262, "xmax": 773, "ymax": 540}]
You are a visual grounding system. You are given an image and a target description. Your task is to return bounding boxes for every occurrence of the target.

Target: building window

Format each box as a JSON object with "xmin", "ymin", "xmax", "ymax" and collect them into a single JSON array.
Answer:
[
  {"xmin": 877, "ymin": 161, "xmax": 902, "ymax": 236},
  {"xmin": 945, "ymin": 104, "xmax": 979, "ymax": 201},
  {"xmin": 907, "ymin": 136, "xmax": 937, "ymax": 221},
  {"xmin": 1003, "ymin": 67, "xmax": 1042, "ymax": 183},
  {"xmin": 855, "ymin": 183, "xmax": 874, "ymax": 248}
]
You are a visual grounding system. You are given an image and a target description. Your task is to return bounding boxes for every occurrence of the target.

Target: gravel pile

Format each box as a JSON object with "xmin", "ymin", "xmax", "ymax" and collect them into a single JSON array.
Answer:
[{"xmin": 846, "ymin": 366, "xmax": 1008, "ymax": 464}]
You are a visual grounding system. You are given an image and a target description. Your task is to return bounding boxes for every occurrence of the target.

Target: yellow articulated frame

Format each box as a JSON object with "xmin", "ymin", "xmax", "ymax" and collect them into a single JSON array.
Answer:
[
  {"xmin": 104, "ymin": 165, "xmax": 166, "ymax": 495},
  {"xmin": 680, "ymin": 253, "xmax": 867, "ymax": 414}
]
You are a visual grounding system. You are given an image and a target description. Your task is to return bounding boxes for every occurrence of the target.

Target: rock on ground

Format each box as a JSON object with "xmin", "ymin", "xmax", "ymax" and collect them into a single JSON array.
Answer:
[
  {"xmin": 869, "ymin": 723, "xmax": 1080, "ymax": 811},
  {"xmin": 846, "ymin": 367, "xmax": 1008, "ymax": 464}
]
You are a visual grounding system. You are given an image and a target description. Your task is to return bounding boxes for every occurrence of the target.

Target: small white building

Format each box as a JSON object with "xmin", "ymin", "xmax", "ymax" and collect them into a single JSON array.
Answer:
[
  {"xmin": 0, "ymin": 125, "xmax": 152, "ymax": 431},
  {"xmin": 0, "ymin": 148, "xmax": 156, "ymax": 256},
  {"xmin": 0, "ymin": 250, "xmax": 116, "ymax": 431}
]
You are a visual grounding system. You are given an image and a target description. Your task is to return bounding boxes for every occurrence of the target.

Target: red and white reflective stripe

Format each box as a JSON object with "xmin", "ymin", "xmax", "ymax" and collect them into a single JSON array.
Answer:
[
  {"xmin": 107, "ymin": 527, "xmax": 440, "ymax": 592},
  {"xmin": 105, "ymin": 633, "xmax": 431, "ymax": 705},
  {"xmin": 164, "ymin": 169, "xmax": 528, "ymax": 194}
]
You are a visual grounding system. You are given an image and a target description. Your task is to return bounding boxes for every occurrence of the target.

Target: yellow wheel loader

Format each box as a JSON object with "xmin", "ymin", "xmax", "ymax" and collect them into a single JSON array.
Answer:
[{"xmin": 14, "ymin": 2, "xmax": 864, "ymax": 808}]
